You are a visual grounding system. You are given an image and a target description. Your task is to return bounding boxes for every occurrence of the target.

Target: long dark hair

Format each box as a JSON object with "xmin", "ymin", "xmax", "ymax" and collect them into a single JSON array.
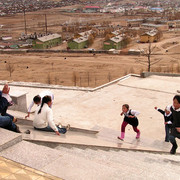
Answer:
[{"xmin": 38, "ymin": 95, "xmax": 52, "ymax": 114}]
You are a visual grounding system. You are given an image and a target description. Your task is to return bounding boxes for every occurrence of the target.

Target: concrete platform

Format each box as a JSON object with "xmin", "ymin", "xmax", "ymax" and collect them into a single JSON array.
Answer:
[
  {"xmin": 0, "ymin": 128, "xmax": 22, "ymax": 152},
  {"xmin": 1, "ymin": 75, "xmax": 180, "ymax": 179}
]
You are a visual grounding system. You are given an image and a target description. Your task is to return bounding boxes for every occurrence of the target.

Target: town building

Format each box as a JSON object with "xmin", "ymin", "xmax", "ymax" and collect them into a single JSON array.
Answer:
[
  {"xmin": 83, "ymin": 6, "xmax": 100, "ymax": 13},
  {"xmin": 67, "ymin": 37, "xmax": 88, "ymax": 49},
  {"xmin": 32, "ymin": 33, "xmax": 62, "ymax": 49},
  {"xmin": 140, "ymin": 29, "xmax": 161, "ymax": 43},
  {"xmin": 140, "ymin": 23, "xmax": 168, "ymax": 31},
  {"xmin": 103, "ymin": 35, "xmax": 126, "ymax": 50},
  {"xmin": 127, "ymin": 19, "xmax": 144, "ymax": 27},
  {"xmin": 167, "ymin": 20, "xmax": 180, "ymax": 28},
  {"xmin": 67, "ymin": 30, "xmax": 94, "ymax": 49},
  {"xmin": 78, "ymin": 30, "xmax": 93, "ymax": 37}
]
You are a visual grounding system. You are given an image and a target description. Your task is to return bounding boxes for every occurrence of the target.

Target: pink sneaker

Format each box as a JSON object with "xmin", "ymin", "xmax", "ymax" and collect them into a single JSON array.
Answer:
[
  {"xmin": 136, "ymin": 131, "xmax": 140, "ymax": 139},
  {"xmin": 117, "ymin": 132, "xmax": 125, "ymax": 141},
  {"xmin": 117, "ymin": 136, "xmax": 124, "ymax": 141}
]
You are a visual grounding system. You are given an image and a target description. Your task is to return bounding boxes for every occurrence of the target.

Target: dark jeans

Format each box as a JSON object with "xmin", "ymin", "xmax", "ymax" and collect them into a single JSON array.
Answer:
[
  {"xmin": 0, "ymin": 115, "xmax": 17, "ymax": 132},
  {"xmin": 3, "ymin": 113, "xmax": 14, "ymax": 120},
  {"xmin": 169, "ymin": 135, "xmax": 176, "ymax": 144},
  {"xmin": 34, "ymin": 125, "xmax": 67, "ymax": 134},
  {"xmin": 169, "ymin": 128, "xmax": 180, "ymax": 145},
  {"xmin": 165, "ymin": 124, "xmax": 170, "ymax": 141}
]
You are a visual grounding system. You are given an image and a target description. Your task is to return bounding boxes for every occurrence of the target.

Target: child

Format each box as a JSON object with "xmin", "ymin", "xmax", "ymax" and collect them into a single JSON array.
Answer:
[
  {"xmin": 117, "ymin": 104, "xmax": 140, "ymax": 141},
  {"xmin": 33, "ymin": 95, "xmax": 69, "ymax": 136},
  {"xmin": 25, "ymin": 90, "xmax": 54, "ymax": 118},
  {"xmin": 169, "ymin": 95, "xmax": 180, "ymax": 154},
  {"xmin": 154, "ymin": 106, "xmax": 173, "ymax": 142}
]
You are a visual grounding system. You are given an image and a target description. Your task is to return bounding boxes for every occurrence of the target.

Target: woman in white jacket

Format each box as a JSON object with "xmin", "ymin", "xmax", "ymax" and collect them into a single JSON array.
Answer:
[{"xmin": 33, "ymin": 95, "xmax": 68, "ymax": 135}]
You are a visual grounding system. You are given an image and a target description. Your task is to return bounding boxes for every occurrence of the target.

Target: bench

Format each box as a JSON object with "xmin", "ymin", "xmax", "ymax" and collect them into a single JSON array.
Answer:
[{"xmin": 9, "ymin": 91, "xmax": 28, "ymax": 113}]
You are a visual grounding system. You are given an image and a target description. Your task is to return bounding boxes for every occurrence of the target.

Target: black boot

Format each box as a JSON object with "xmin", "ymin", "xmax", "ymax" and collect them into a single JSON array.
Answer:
[
  {"xmin": 170, "ymin": 143, "xmax": 178, "ymax": 154},
  {"xmin": 15, "ymin": 125, "xmax": 21, "ymax": 133}
]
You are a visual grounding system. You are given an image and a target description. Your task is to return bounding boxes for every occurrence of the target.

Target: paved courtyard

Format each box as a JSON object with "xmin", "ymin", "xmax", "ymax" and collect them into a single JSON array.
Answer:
[{"xmin": 0, "ymin": 74, "xmax": 180, "ymax": 179}]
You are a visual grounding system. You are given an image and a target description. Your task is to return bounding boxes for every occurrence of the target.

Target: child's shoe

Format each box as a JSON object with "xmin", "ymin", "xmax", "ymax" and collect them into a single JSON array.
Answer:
[
  {"xmin": 170, "ymin": 143, "xmax": 178, "ymax": 154},
  {"xmin": 136, "ymin": 131, "xmax": 140, "ymax": 139},
  {"xmin": 117, "ymin": 136, "xmax": 124, "ymax": 141},
  {"xmin": 57, "ymin": 123, "xmax": 62, "ymax": 128},
  {"xmin": 66, "ymin": 124, "xmax": 70, "ymax": 131},
  {"xmin": 13, "ymin": 117, "xmax": 17, "ymax": 123},
  {"xmin": 117, "ymin": 132, "xmax": 125, "ymax": 141}
]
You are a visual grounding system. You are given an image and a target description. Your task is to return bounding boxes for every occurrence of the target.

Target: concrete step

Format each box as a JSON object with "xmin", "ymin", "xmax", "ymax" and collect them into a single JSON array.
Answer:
[
  {"xmin": 54, "ymin": 146, "xmax": 180, "ymax": 179},
  {"xmin": 16, "ymin": 117, "xmax": 99, "ymax": 134},
  {"xmin": 16, "ymin": 123, "xmax": 180, "ymax": 155},
  {"xmin": 0, "ymin": 128, "xmax": 22, "ymax": 152},
  {"xmin": 0, "ymin": 141, "xmax": 128, "ymax": 180},
  {"xmin": 0, "ymin": 135, "xmax": 179, "ymax": 180}
]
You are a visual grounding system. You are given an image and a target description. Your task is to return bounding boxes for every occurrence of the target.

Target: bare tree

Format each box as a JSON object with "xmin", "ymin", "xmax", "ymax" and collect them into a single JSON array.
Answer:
[
  {"xmin": 88, "ymin": 34, "xmax": 94, "ymax": 46},
  {"xmin": 72, "ymin": 72, "xmax": 77, "ymax": 86},
  {"xmin": 87, "ymin": 72, "xmax": 90, "ymax": 86},
  {"xmin": 47, "ymin": 73, "xmax": 51, "ymax": 84},
  {"xmin": 138, "ymin": 43, "xmax": 161, "ymax": 72},
  {"xmin": 105, "ymin": 34, "xmax": 111, "ymax": 41},
  {"xmin": 6, "ymin": 62, "xmax": 15, "ymax": 77},
  {"xmin": 107, "ymin": 72, "xmax": 111, "ymax": 82},
  {"xmin": 94, "ymin": 76, "xmax": 97, "ymax": 87}
]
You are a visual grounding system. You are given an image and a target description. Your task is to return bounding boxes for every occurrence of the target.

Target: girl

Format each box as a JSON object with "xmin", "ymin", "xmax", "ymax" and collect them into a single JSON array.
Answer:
[
  {"xmin": 154, "ymin": 106, "xmax": 173, "ymax": 142},
  {"xmin": 169, "ymin": 95, "xmax": 180, "ymax": 154},
  {"xmin": 33, "ymin": 95, "xmax": 69, "ymax": 136},
  {"xmin": 117, "ymin": 104, "xmax": 140, "ymax": 140}
]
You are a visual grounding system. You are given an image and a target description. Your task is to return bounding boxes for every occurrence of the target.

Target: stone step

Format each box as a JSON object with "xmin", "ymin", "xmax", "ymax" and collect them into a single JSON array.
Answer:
[
  {"xmin": 0, "ymin": 128, "xmax": 22, "ymax": 152},
  {"xmin": 16, "ymin": 117, "xmax": 99, "ymax": 134},
  {"xmin": 16, "ymin": 123, "xmax": 180, "ymax": 155},
  {"xmin": 55, "ymin": 145, "xmax": 180, "ymax": 179},
  {"xmin": 1, "ymin": 137, "xmax": 179, "ymax": 180}
]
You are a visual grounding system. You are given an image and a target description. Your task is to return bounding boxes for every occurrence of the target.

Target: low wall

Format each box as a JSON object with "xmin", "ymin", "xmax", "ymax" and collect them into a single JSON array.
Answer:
[
  {"xmin": 0, "ymin": 74, "xmax": 140, "ymax": 92},
  {"xmin": 0, "ymin": 49, "xmax": 28, "ymax": 54},
  {"xmin": 141, "ymin": 72, "xmax": 180, "ymax": 78}
]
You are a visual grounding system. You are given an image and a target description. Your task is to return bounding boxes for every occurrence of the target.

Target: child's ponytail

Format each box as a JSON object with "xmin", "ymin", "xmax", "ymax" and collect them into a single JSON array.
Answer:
[{"xmin": 38, "ymin": 95, "xmax": 51, "ymax": 114}]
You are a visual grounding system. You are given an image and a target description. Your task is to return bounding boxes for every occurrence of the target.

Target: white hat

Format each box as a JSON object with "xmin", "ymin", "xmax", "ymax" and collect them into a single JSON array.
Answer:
[{"xmin": 165, "ymin": 105, "xmax": 171, "ymax": 112}]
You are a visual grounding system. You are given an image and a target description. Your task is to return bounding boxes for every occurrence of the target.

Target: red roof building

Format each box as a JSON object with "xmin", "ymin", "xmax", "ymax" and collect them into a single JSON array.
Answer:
[{"xmin": 84, "ymin": 6, "xmax": 100, "ymax": 9}]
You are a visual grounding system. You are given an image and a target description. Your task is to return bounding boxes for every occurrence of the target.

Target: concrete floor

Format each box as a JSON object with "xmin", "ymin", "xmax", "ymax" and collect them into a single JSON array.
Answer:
[{"xmin": 0, "ymin": 74, "xmax": 180, "ymax": 179}]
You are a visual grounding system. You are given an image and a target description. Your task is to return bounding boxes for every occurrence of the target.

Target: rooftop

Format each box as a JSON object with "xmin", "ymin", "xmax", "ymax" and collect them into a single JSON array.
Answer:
[
  {"xmin": 37, "ymin": 33, "xmax": 61, "ymax": 42},
  {"xmin": 110, "ymin": 35, "xmax": 123, "ymax": 43},
  {"xmin": 141, "ymin": 23, "xmax": 165, "ymax": 27},
  {"xmin": 73, "ymin": 36, "xmax": 88, "ymax": 43},
  {"xmin": 78, "ymin": 30, "xmax": 92, "ymax": 37},
  {"xmin": 142, "ymin": 29, "xmax": 158, "ymax": 36}
]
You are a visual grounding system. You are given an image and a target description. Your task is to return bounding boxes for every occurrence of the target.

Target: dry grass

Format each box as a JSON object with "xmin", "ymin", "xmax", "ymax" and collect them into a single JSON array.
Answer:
[
  {"xmin": 0, "ymin": 7, "xmax": 180, "ymax": 87},
  {"xmin": 0, "ymin": 52, "xmax": 179, "ymax": 87}
]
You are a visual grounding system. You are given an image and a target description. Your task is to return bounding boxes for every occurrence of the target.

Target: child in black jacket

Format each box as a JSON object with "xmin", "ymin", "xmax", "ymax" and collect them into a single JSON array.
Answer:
[
  {"xmin": 169, "ymin": 95, "xmax": 180, "ymax": 154},
  {"xmin": 155, "ymin": 106, "xmax": 173, "ymax": 142}
]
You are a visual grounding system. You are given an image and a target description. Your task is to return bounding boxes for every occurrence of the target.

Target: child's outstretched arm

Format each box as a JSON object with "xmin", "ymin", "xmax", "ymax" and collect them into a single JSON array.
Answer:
[{"xmin": 154, "ymin": 107, "xmax": 164, "ymax": 115}]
